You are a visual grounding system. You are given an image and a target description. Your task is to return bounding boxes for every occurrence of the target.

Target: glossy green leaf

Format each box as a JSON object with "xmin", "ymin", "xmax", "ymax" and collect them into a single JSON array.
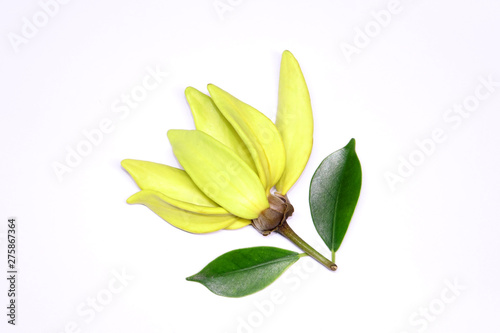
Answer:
[
  {"xmin": 186, "ymin": 247, "xmax": 301, "ymax": 297},
  {"xmin": 310, "ymin": 138, "xmax": 362, "ymax": 256}
]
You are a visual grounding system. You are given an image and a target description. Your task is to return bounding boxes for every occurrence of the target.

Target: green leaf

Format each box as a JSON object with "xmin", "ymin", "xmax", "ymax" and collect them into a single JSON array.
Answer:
[
  {"xmin": 309, "ymin": 138, "xmax": 362, "ymax": 256},
  {"xmin": 186, "ymin": 246, "xmax": 301, "ymax": 297}
]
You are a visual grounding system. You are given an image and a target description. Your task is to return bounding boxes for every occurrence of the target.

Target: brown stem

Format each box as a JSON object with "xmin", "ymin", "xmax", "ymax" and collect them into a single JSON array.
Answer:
[{"xmin": 276, "ymin": 222, "xmax": 337, "ymax": 271}]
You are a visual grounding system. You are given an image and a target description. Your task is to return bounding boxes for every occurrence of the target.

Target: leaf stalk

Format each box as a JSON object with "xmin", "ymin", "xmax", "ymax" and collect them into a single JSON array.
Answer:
[{"xmin": 276, "ymin": 222, "xmax": 337, "ymax": 271}]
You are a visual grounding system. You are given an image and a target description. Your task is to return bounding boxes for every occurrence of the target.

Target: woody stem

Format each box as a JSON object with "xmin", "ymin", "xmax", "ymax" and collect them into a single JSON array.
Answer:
[{"xmin": 276, "ymin": 222, "xmax": 337, "ymax": 271}]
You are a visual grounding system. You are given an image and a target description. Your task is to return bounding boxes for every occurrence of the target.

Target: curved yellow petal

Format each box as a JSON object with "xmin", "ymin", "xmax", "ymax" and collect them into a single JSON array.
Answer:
[
  {"xmin": 275, "ymin": 50, "xmax": 313, "ymax": 195},
  {"xmin": 224, "ymin": 218, "xmax": 251, "ymax": 230},
  {"xmin": 121, "ymin": 159, "xmax": 217, "ymax": 207},
  {"xmin": 207, "ymin": 84, "xmax": 285, "ymax": 193},
  {"xmin": 160, "ymin": 195, "xmax": 229, "ymax": 215},
  {"xmin": 127, "ymin": 190, "xmax": 239, "ymax": 233},
  {"xmin": 185, "ymin": 87, "xmax": 256, "ymax": 172},
  {"xmin": 167, "ymin": 129, "xmax": 268, "ymax": 219}
]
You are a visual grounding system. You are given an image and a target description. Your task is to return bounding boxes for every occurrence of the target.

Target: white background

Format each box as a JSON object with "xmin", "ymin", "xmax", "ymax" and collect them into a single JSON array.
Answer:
[{"xmin": 1, "ymin": 0, "xmax": 500, "ymax": 332}]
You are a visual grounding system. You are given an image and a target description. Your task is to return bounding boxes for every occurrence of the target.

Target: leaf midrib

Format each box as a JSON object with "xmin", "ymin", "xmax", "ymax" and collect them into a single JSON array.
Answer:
[
  {"xmin": 330, "ymin": 151, "xmax": 350, "ymax": 250},
  {"xmin": 200, "ymin": 255, "xmax": 298, "ymax": 279}
]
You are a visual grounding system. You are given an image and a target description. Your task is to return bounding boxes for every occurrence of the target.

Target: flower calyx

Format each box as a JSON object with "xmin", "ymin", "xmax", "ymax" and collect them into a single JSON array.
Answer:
[{"xmin": 252, "ymin": 193, "xmax": 294, "ymax": 236}]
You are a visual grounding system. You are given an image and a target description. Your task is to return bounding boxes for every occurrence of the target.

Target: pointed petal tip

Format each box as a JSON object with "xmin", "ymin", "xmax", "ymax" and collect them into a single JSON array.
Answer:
[
  {"xmin": 121, "ymin": 159, "xmax": 138, "ymax": 174},
  {"xmin": 207, "ymin": 84, "xmax": 225, "ymax": 96},
  {"xmin": 166, "ymin": 131, "xmax": 173, "ymax": 143},
  {"xmin": 167, "ymin": 129, "xmax": 183, "ymax": 141},
  {"xmin": 121, "ymin": 159, "xmax": 130, "ymax": 168},
  {"xmin": 126, "ymin": 192, "xmax": 139, "ymax": 205},
  {"xmin": 168, "ymin": 129, "xmax": 199, "ymax": 144},
  {"xmin": 184, "ymin": 86, "xmax": 196, "ymax": 96},
  {"xmin": 206, "ymin": 83, "xmax": 217, "ymax": 93},
  {"xmin": 121, "ymin": 158, "xmax": 142, "ymax": 168},
  {"xmin": 282, "ymin": 50, "xmax": 298, "ymax": 62},
  {"xmin": 185, "ymin": 86, "xmax": 207, "ymax": 99}
]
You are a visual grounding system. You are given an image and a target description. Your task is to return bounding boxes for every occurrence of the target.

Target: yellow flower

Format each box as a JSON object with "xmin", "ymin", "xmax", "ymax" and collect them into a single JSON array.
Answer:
[{"xmin": 122, "ymin": 51, "xmax": 313, "ymax": 233}]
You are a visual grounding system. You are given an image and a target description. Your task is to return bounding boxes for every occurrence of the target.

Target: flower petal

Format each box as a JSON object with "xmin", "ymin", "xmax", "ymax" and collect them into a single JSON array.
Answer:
[
  {"xmin": 275, "ymin": 51, "xmax": 313, "ymax": 194},
  {"xmin": 224, "ymin": 219, "xmax": 251, "ymax": 230},
  {"xmin": 207, "ymin": 84, "xmax": 285, "ymax": 193},
  {"xmin": 127, "ymin": 190, "xmax": 239, "ymax": 233},
  {"xmin": 168, "ymin": 129, "xmax": 268, "ymax": 219},
  {"xmin": 185, "ymin": 87, "xmax": 256, "ymax": 172},
  {"xmin": 121, "ymin": 159, "xmax": 217, "ymax": 207}
]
